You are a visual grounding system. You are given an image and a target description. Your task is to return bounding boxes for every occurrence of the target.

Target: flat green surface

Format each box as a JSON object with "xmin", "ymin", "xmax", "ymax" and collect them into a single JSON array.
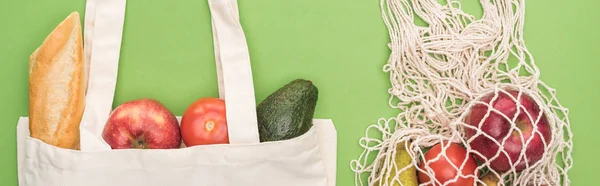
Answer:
[{"xmin": 0, "ymin": 0, "xmax": 598, "ymax": 185}]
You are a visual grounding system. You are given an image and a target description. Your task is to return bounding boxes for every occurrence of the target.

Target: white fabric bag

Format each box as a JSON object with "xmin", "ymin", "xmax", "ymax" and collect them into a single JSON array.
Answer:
[{"xmin": 15, "ymin": 0, "xmax": 338, "ymax": 185}]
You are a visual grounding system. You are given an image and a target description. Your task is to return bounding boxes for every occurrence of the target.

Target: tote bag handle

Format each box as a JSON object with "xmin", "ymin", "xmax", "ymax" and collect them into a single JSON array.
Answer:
[
  {"xmin": 79, "ymin": 0, "xmax": 260, "ymax": 151},
  {"xmin": 208, "ymin": 0, "xmax": 260, "ymax": 145}
]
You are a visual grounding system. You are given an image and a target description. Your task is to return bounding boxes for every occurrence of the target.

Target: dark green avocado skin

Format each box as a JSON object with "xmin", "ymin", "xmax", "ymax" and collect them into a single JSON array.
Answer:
[{"xmin": 257, "ymin": 79, "xmax": 319, "ymax": 142}]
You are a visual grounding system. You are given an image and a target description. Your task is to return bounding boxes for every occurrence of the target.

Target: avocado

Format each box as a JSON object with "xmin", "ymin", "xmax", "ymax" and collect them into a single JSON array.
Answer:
[{"xmin": 256, "ymin": 79, "xmax": 319, "ymax": 142}]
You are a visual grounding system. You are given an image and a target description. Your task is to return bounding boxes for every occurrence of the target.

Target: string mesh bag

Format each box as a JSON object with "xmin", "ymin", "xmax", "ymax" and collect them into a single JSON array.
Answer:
[{"xmin": 350, "ymin": 0, "xmax": 573, "ymax": 185}]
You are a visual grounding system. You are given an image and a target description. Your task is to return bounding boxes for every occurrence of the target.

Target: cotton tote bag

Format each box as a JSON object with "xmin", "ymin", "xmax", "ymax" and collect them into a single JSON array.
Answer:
[{"xmin": 15, "ymin": 0, "xmax": 338, "ymax": 185}]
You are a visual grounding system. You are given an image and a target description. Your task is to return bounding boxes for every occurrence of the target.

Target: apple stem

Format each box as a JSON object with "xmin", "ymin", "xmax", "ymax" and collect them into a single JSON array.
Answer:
[{"xmin": 132, "ymin": 136, "xmax": 148, "ymax": 149}]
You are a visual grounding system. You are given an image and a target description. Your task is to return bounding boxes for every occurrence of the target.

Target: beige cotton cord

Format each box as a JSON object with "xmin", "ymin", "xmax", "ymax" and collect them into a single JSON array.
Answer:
[{"xmin": 350, "ymin": 0, "xmax": 573, "ymax": 185}]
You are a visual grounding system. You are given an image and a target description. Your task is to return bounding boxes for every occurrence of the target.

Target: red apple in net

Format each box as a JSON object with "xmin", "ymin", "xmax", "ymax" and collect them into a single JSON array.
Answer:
[
  {"xmin": 463, "ymin": 88, "xmax": 552, "ymax": 172},
  {"xmin": 102, "ymin": 98, "xmax": 181, "ymax": 149}
]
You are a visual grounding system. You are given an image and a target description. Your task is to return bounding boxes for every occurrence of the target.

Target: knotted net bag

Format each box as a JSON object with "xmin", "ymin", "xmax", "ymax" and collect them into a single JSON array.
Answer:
[{"xmin": 350, "ymin": 0, "xmax": 573, "ymax": 185}]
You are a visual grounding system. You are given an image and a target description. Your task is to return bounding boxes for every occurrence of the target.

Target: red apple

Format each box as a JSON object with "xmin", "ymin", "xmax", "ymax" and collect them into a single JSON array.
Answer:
[
  {"xmin": 102, "ymin": 98, "xmax": 181, "ymax": 149},
  {"xmin": 463, "ymin": 88, "xmax": 551, "ymax": 172}
]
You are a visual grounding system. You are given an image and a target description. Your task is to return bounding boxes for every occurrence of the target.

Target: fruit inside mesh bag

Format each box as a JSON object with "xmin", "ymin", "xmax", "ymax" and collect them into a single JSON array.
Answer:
[
  {"xmin": 462, "ymin": 88, "xmax": 552, "ymax": 173},
  {"xmin": 417, "ymin": 141, "xmax": 478, "ymax": 186}
]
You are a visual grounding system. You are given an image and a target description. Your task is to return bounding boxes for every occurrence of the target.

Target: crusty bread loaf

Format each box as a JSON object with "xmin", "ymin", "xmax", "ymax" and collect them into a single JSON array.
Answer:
[{"xmin": 29, "ymin": 12, "xmax": 86, "ymax": 150}]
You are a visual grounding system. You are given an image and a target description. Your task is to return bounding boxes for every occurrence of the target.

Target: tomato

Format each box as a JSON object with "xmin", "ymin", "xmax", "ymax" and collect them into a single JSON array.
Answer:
[
  {"xmin": 418, "ymin": 141, "xmax": 478, "ymax": 186},
  {"xmin": 180, "ymin": 97, "xmax": 229, "ymax": 146}
]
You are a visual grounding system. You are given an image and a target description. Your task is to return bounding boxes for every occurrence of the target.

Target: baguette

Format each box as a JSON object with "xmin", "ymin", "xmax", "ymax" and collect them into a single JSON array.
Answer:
[{"xmin": 29, "ymin": 12, "xmax": 86, "ymax": 150}]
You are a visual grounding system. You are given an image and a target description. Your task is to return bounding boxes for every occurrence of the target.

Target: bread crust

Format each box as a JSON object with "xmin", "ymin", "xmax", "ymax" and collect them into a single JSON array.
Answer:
[{"xmin": 29, "ymin": 12, "xmax": 85, "ymax": 150}]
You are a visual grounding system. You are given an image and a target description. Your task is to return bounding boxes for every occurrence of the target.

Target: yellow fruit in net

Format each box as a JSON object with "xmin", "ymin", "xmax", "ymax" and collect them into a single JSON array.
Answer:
[
  {"xmin": 374, "ymin": 141, "xmax": 418, "ymax": 186},
  {"xmin": 478, "ymin": 173, "xmax": 499, "ymax": 186}
]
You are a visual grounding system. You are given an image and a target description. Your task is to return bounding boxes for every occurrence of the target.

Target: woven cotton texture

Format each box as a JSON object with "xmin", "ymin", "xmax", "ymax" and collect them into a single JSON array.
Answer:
[{"xmin": 350, "ymin": 0, "xmax": 573, "ymax": 185}]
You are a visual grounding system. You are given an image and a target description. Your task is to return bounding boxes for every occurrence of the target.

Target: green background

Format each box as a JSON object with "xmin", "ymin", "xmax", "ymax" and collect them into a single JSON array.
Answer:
[{"xmin": 0, "ymin": 0, "xmax": 598, "ymax": 185}]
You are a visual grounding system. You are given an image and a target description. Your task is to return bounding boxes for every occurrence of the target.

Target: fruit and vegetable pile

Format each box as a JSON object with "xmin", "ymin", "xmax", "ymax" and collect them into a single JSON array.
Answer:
[
  {"xmin": 353, "ymin": 87, "xmax": 566, "ymax": 186},
  {"xmin": 351, "ymin": 0, "xmax": 573, "ymax": 185},
  {"xmin": 101, "ymin": 79, "xmax": 319, "ymax": 149}
]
